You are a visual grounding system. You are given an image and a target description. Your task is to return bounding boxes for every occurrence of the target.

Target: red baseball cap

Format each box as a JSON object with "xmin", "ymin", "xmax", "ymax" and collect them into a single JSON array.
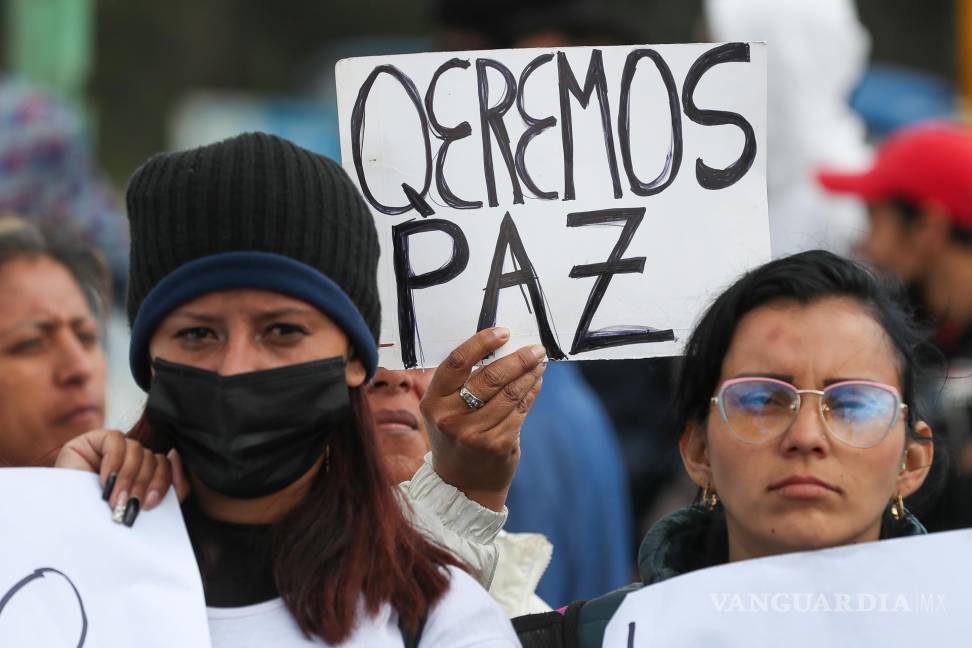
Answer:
[{"xmin": 818, "ymin": 123, "xmax": 972, "ymax": 231}]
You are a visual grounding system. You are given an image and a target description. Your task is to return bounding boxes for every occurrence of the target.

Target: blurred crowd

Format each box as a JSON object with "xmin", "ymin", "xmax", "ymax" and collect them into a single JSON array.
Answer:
[{"xmin": 3, "ymin": 0, "xmax": 972, "ymax": 646}]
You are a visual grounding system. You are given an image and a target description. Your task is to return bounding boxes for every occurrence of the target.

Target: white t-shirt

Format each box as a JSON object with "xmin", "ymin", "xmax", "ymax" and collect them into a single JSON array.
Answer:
[{"xmin": 206, "ymin": 567, "xmax": 520, "ymax": 647}]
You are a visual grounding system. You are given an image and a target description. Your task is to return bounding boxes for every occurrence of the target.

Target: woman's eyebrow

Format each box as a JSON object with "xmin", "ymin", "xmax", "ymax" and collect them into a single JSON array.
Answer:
[
  {"xmin": 732, "ymin": 372, "xmax": 793, "ymax": 382},
  {"xmin": 822, "ymin": 377, "xmax": 874, "ymax": 387},
  {"xmin": 0, "ymin": 317, "xmax": 62, "ymax": 337},
  {"xmin": 70, "ymin": 316, "xmax": 99, "ymax": 330},
  {"xmin": 252, "ymin": 307, "xmax": 316, "ymax": 322},
  {"xmin": 168, "ymin": 311, "xmax": 219, "ymax": 323},
  {"xmin": 729, "ymin": 373, "xmax": 884, "ymax": 387}
]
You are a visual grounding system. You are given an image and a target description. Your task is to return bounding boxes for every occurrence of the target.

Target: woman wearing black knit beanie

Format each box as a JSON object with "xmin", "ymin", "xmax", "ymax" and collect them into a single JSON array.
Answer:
[{"xmin": 59, "ymin": 132, "xmax": 536, "ymax": 646}]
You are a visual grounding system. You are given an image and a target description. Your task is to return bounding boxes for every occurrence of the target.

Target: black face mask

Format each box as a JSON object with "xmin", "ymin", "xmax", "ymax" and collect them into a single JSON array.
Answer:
[{"xmin": 146, "ymin": 357, "xmax": 351, "ymax": 499}]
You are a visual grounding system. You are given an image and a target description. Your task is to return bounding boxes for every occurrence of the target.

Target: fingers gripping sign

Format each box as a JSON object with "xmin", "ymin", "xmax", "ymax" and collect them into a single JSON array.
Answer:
[
  {"xmin": 54, "ymin": 429, "xmax": 189, "ymax": 527},
  {"xmin": 421, "ymin": 327, "xmax": 547, "ymax": 511}
]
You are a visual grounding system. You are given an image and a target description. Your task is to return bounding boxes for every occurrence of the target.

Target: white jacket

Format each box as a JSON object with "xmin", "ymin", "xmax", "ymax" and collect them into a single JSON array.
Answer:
[{"xmin": 399, "ymin": 453, "xmax": 552, "ymax": 617}]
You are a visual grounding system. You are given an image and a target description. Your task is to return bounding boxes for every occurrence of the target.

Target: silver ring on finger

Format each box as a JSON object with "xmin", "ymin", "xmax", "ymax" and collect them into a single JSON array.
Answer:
[{"xmin": 459, "ymin": 384, "xmax": 486, "ymax": 410}]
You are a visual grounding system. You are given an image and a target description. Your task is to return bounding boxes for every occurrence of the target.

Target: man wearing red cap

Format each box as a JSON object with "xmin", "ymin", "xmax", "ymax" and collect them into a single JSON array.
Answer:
[
  {"xmin": 819, "ymin": 124, "xmax": 972, "ymax": 312},
  {"xmin": 819, "ymin": 122, "xmax": 972, "ymax": 531}
]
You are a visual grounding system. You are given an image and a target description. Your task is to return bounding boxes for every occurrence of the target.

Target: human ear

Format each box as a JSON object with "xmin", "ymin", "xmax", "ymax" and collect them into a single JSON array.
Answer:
[
  {"xmin": 679, "ymin": 420, "xmax": 713, "ymax": 489},
  {"xmin": 898, "ymin": 420, "xmax": 934, "ymax": 498},
  {"xmin": 345, "ymin": 356, "xmax": 367, "ymax": 388},
  {"xmin": 916, "ymin": 206, "xmax": 951, "ymax": 253}
]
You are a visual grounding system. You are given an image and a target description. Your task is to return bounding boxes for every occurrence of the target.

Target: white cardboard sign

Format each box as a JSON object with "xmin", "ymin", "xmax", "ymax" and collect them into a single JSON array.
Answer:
[
  {"xmin": 603, "ymin": 529, "xmax": 972, "ymax": 647},
  {"xmin": 336, "ymin": 43, "xmax": 770, "ymax": 369},
  {"xmin": 0, "ymin": 468, "xmax": 211, "ymax": 647}
]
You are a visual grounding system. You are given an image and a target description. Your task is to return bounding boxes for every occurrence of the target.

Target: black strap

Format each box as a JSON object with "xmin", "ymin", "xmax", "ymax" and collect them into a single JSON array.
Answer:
[
  {"xmin": 399, "ymin": 614, "xmax": 427, "ymax": 648},
  {"xmin": 513, "ymin": 600, "xmax": 585, "ymax": 648}
]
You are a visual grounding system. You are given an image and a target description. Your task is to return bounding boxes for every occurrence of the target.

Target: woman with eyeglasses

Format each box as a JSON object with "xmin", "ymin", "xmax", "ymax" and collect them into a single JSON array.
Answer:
[{"xmin": 514, "ymin": 249, "xmax": 943, "ymax": 647}]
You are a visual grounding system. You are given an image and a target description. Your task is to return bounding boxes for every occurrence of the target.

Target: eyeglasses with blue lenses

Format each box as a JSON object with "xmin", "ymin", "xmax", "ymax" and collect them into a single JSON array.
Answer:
[{"xmin": 710, "ymin": 377, "xmax": 907, "ymax": 449}]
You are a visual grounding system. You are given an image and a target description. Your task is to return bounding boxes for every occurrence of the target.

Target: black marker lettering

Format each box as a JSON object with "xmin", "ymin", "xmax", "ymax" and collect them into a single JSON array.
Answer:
[
  {"xmin": 0, "ymin": 568, "xmax": 88, "ymax": 647},
  {"xmin": 425, "ymin": 58, "xmax": 483, "ymax": 210},
  {"xmin": 476, "ymin": 59, "xmax": 524, "ymax": 207},
  {"xmin": 567, "ymin": 207, "xmax": 675, "ymax": 354},
  {"xmin": 478, "ymin": 213, "xmax": 566, "ymax": 359},
  {"xmin": 351, "ymin": 65, "xmax": 433, "ymax": 215},
  {"xmin": 402, "ymin": 183, "xmax": 435, "ymax": 217},
  {"xmin": 557, "ymin": 49, "xmax": 622, "ymax": 200},
  {"xmin": 682, "ymin": 42, "xmax": 757, "ymax": 190},
  {"xmin": 393, "ymin": 219, "xmax": 470, "ymax": 368},
  {"xmin": 515, "ymin": 53, "xmax": 559, "ymax": 200},
  {"xmin": 618, "ymin": 49, "xmax": 683, "ymax": 196}
]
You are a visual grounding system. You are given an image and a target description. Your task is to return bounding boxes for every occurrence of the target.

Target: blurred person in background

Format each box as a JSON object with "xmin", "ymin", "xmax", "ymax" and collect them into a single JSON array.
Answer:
[
  {"xmin": 0, "ymin": 78, "xmax": 143, "ymax": 430},
  {"xmin": 369, "ymin": 367, "xmax": 436, "ymax": 485},
  {"xmin": 0, "ymin": 215, "xmax": 108, "ymax": 467},
  {"xmin": 0, "ymin": 214, "xmax": 176, "ymax": 525},
  {"xmin": 819, "ymin": 122, "xmax": 972, "ymax": 531},
  {"xmin": 703, "ymin": 0, "xmax": 872, "ymax": 257}
]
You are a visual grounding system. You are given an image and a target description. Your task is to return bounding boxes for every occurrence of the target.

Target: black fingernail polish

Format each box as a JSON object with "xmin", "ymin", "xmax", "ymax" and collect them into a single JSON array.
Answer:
[
  {"xmin": 102, "ymin": 473, "xmax": 117, "ymax": 501},
  {"xmin": 123, "ymin": 497, "xmax": 140, "ymax": 527}
]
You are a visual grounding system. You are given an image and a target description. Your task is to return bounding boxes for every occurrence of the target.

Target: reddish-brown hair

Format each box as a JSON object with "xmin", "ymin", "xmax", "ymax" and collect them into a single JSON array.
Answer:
[{"xmin": 130, "ymin": 386, "xmax": 463, "ymax": 643}]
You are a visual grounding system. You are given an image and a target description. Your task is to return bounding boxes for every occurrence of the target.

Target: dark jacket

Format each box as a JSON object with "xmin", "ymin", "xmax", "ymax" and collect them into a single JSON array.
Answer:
[{"xmin": 515, "ymin": 504, "xmax": 928, "ymax": 648}]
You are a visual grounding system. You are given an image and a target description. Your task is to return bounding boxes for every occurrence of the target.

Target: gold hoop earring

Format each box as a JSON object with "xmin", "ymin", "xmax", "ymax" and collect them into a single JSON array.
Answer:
[
  {"xmin": 889, "ymin": 493, "xmax": 906, "ymax": 521},
  {"xmin": 701, "ymin": 483, "xmax": 719, "ymax": 511}
]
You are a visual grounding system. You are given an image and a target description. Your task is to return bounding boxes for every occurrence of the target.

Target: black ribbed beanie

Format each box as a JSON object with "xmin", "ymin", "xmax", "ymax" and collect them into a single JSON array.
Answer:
[{"xmin": 125, "ymin": 132, "xmax": 380, "ymax": 388}]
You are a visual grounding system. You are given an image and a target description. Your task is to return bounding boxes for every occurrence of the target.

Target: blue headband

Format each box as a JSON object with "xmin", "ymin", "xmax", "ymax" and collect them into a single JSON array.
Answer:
[{"xmin": 129, "ymin": 251, "xmax": 378, "ymax": 390}]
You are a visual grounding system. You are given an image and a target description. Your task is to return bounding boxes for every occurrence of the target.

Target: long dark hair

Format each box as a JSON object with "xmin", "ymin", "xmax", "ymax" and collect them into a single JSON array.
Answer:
[
  {"xmin": 672, "ymin": 250, "xmax": 946, "ymax": 515},
  {"xmin": 130, "ymin": 386, "xmax": 463, "ymax": 644}
]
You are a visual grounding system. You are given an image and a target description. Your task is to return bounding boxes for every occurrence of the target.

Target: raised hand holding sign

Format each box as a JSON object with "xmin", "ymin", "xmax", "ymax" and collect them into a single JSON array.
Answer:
[{"xmin": 420, "ymin": 327, "xmax": 546, "ymax": 511}]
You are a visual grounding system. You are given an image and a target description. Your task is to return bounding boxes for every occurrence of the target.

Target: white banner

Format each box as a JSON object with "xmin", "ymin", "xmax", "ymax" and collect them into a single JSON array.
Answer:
[
  {"xmin": 336, "ymin": 42, "xmax": 769, "ymax": 369},
  {"xmin": 603, "ymin": 529, "xmax": 972, "ymax": 647},
  {"xmin": 0, "ymin": 469, "xmax": 211, "ymax": 647}
]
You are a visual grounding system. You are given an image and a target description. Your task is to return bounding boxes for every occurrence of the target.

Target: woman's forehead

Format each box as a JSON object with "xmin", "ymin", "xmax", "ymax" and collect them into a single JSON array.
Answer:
[
  {"xmin": 167, "ymin": 289, "xmax": 321, "ymax": 317},
  {"xmin": 0, "ymin": 256, "xmax": 94, "ymax": 329},
  {"xmin": 721, "ymin": 297, "xmax": 901, "ymax": 386}
]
